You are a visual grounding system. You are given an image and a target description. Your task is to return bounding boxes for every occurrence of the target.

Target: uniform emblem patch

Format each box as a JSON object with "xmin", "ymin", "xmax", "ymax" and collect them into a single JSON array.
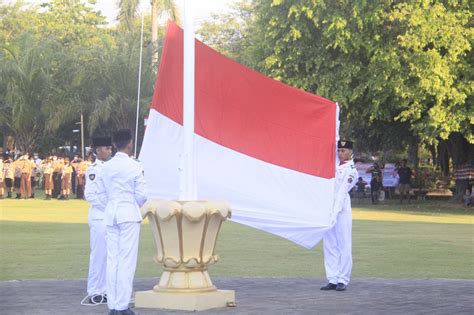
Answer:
[
  {"xmin": 89, "ymin": 174, "xmax": 95, "ymax": 181},
  {"xmin": 348, "ymin": 177, "xmax": 353, "ymax": 183}
]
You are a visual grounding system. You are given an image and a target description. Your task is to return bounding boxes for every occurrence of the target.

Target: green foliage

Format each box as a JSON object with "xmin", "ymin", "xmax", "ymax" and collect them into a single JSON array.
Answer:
[
  {"xmin": 0, "ymin": 1, "xmax": 154, "ymax": 153},
  {"xmin": 200, "ymin": 0, "xmax": 472, "ymax": 154},
  {"xmin": 0, "ymin": 33, "xmax": 58, "ymax": 152},
  {"xmin": 198, "ymin": 1, "xmax": 256, "ymax": 65},
  {"xmin": 88, "ymin": 29, "xmax": 154, "ymax": 134}
]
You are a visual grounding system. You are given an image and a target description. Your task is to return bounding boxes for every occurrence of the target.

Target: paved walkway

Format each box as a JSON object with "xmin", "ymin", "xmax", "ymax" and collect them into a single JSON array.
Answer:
[{"xmin": 1, "ymin": 277, "xmax": 473, "ymax": 314}]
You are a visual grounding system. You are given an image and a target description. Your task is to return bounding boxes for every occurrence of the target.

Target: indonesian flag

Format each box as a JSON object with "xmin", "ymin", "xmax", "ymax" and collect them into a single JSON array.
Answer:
[{"xmin": 140, "ymin": 22, "xmax": 338, "ymax": 248}]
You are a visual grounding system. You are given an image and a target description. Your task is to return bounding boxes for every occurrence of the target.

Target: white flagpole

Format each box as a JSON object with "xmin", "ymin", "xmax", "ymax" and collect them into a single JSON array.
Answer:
[
  {"xmin": 179, "ymin": 0, "xmax": 197, "ymax": 200},
  {"xmin": 134, "ymin": 13, "xmax": 145, "ymax": 158}
]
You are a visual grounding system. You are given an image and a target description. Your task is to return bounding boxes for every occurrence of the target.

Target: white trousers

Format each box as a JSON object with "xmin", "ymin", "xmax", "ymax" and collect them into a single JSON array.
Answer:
[
  {"xmin": 323, "ymin": 202, "xmax": 352, "ymax": 285},
  {"xmin": 87, "ymin": 219, "xmax": 107, "ymax": 296},
  {"xmin": 106, "ymin": 222, "xmax": 140, "ymax": 311}
]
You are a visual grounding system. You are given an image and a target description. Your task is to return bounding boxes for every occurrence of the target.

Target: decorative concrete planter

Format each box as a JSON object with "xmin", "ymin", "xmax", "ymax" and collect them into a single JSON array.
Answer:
[{"xmin": 135, "ymin": 200, "xmax": 235, "ymax": 311}]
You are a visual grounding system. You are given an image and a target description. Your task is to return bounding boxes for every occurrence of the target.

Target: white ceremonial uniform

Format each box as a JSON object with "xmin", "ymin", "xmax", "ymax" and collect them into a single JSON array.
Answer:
[
  {"xmin": 98, "ymin": 152, "xmax": 147, "ymax": 311},
  {"xmin": 323, "ymin": 159, "xmax": 358, "ymax": 286},
  {"xmin": 84, "ymin": 159, "xmax": 108, "ymax": 296}
]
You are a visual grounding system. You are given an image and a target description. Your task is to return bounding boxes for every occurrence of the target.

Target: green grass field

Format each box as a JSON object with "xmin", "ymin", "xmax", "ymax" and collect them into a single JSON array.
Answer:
[{"xmin": 1, "ymin": 194, "xmax": 473, "ymax": 281}]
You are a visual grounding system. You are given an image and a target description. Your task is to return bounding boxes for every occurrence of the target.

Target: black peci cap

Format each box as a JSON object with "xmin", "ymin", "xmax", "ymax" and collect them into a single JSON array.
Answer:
[
  {"xmin": 113, "ymin": 129, "xmax": 132, "ymax": 143},
  {"xmin": 338, "ymin": 140, "xmax": 353, "ymax": 149},
  {"xmin": 91, "ymin": 136, "xmax": 112, "ymax": 147}
]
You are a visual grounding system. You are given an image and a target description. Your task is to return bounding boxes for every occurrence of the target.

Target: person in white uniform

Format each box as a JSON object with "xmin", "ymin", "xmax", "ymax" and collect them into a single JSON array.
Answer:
[
  {"xmin": 81, "ymin": 136, "xmax": 112, "ymax": 306},
  {"xmin": 98, "ymin": 129, "xmax": 147, "ymax": 315},
  {"xmin": 321, "ymin": 140, "xmax": 358, "ymax": 292}
]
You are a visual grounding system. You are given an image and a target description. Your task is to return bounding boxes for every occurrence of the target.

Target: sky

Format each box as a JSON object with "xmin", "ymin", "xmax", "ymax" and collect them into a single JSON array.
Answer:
[{"xmin": 16, "ymin": 0, "xmax": 236, "ymax": 25}]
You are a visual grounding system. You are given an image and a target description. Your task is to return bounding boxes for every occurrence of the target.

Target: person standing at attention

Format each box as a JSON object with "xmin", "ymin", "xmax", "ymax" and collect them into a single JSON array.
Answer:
[
  {"xmin": 397, "ymin": 159, "xmax": 413, "ymax": 203},
  {"xmin": 81, "ymin": 136, "xmax": 113, "ymax": 306},
  {"xmin": 99, "ymin": 129, "xmax": 147, "ymax": 315},
  {"xmin": 321, "ymin": 140, "xmax": 358, "ymax": 292}
]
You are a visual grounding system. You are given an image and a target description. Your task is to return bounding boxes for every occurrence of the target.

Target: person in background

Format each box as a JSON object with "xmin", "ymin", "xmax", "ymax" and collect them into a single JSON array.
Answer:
[
  {"xmin": 52, "ymin": 156, "xmax": 62, "ymax": 198},
  {"xmin": 355, "ymin": 177, "xmax": 367, "ymax": 202},
  {"xmin": 397, "ymin": 159, "xmax": 413, "ymax": 203},
  {"xmin": 29, "ymin": 156, "xmax": 37, "ymax": 198},
  {"xmin": 463, "ymin": 189, "xmax": 472, "ymax": 207},
  {"xmin": 20, "ymin": 154, "xmax": 32, "ymax": 199},
  {"xmin": 0, "ymin": 157, "xmax": 4, "ymax": 199},
  {"xmin": 4, "ymin": 155, "xmax": 14, "ymax": 198},
  {"xmin": 13, "ymin": 156, "xmax": 22, "ymax": 199},
  {"xmin": 42, "ymin": 158, "xmax": 54, "ymax": 200},
  {"xmin": 75, "ymin": 157, "xmax": 88, "ymax": 199},
  {"xmin": 60, "ymin": 157, "xmax": 73, "ymax": 200},
  {"xmin": 370, "ymin": 175, "xmax": 382, "ymax": 204}
]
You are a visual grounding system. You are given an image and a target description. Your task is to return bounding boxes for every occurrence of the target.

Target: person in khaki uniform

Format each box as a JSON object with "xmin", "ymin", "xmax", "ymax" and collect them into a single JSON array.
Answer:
[
  {"xmin": 75, "ymin": 158, "xmax": 89, "ymax": 199},
  {"xmin": 60, "ymin": 157, "xmax": 73, "ymax": 200},
  {"xmin": 4, "ymin": 155, "xmax": 14, "ymax": 198},
  {"xmin": 20, "ymin": 154, "xmax": 33, "ymax": 199},
  {"xmin": 29, "ymin": 156, "xmax": 37, "ymax": 198},
  {"xmin": 0, "ymin": 158, "xmax": 4, "ymax": 199},
  {"xmin": 42, "ymin": 158, "xmax": 54, "ymax": 200},
  {"xmin": 13, "ymin": 158, "xmax": 22, "ymax": 199},
  {"xmin": 52, "ymin": 156, "xmax": 63, "ymax": 198}
]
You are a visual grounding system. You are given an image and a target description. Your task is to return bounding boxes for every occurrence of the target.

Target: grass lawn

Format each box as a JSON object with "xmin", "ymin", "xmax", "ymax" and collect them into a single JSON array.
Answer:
[{"xmin": 1, "ymin": 194, "xmax": 473, "ymax": 281}]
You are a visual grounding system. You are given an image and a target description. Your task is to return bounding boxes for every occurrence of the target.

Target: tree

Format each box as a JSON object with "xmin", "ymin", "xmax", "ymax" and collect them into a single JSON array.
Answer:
[
  {"xmin": 0, "ymin": 34, "xmax": 56, "ymax": 152},
  {"xmin": 87, "ymin": 29, "xmax": 154, "ymax": 141},
  {"xmin": 197, "ymin": 0, "xmax": 255, "ymax": 65},
  {"xmin": 151, "ymin": 0, "xmax": 179, "ymax": 67},
  {"xmin": 214, "ymin": 0, "xmax": 472, "ymax": 156},
  {"xmin": 117, "ymin": 0, "xmax": 179, "ymax": 67}
]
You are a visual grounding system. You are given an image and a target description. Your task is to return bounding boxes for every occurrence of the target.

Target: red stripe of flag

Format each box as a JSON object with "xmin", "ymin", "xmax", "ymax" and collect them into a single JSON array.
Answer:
[{"xmin": 152, "ymin": 22, "xmax": 336, "ymax": 178}]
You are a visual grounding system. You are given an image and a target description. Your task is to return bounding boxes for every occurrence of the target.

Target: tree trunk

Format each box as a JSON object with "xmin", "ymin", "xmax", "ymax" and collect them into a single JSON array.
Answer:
[
  {"xmin": 408, "ymin": 140, "xmax": 419, "ymax": 168},
  {"xmin": 437, "ymin": 140, "xmax": 450, "ymax": 177},
  {"xmin": 427, "ymin": 144, "xmax": 436, "ymax": 166},
  {"xmin": 447, "ymin": 133, "xmax": 473, "ymax": 201}
]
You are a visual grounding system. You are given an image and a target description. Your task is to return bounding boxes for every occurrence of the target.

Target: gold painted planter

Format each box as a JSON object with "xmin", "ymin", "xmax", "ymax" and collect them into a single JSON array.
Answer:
[{"xmin": 135, "ymin": 199, "xmax": 235, "ymax": 310}]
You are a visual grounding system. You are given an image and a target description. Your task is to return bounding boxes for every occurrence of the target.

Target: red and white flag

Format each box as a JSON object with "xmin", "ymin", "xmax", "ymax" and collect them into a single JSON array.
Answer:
[{"xmin": 140, "ymin": 22, "xmax": 338, "ymax": 248}]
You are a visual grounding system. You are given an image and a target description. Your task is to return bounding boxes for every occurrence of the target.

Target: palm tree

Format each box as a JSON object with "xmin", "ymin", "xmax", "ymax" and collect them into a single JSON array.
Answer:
[
  {"xmin": 88, "ymin": 30, "xmax": 154, "ymax": 136},
  {"xmin": 117, "ymin": 0, "xmax": 179, "ymax": 67},
  {"xmin": 151, "ymin": 0, "xmax": 179, "ymax": 67},
  {"xmin": 0, "ymin": 33, "xmax": 55, "ymax": 152}
]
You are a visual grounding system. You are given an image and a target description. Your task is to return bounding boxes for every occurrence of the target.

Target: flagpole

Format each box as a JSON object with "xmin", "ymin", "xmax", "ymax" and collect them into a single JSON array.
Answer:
[
  {"xmin": 134, "ymin": 13, "xmax": 145, "ymax": 158},
  {"xmin": 180, "ymin": 0, "xmax": 197, "ymax": 200}
]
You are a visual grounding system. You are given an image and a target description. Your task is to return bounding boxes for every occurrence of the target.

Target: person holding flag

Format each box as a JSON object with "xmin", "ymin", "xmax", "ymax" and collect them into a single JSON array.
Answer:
[
  {"xmin": 320, "ymin": 140, "xmax": 358, "ymax": 292},
  {"xmin": 81, "ymin": 136, "xmax": 112, "ymax": 306},
  {"xmin": 99, "ymin": 129, "xmax": 147, "ymax": 315}
]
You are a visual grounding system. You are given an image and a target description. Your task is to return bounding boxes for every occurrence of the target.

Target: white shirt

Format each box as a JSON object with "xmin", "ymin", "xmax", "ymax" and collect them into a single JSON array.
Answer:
[
  {"xmin": 99, "ymin": 152, "xmax": 147, "ymax": 226},
  {"xmin": 332, "ymin": 159, "xmax": 358, "ymax": 217},
  {"xmin": 85, "ymin": 159, "xmax": 107, "ymax": 220}
]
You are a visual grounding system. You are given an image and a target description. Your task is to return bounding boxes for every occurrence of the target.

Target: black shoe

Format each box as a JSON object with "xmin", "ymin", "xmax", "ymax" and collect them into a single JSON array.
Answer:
[
  {"xmin": 320, "ymin": 283, "xmax": 337, "ymax": 290},
  {"xmin": 335, "ymin": 283, "xmax": 347, "ymax": 291},
  {"xmin": 117, "ymin": 308, "xmax": 135, "ymax": 315},
  {"xmin": 7, "ymin": 192, "xmax": 12, "ymax": 198},
  {"xmin": 108, "ymin": 311, "xmax": 117, "ymax": 315}
]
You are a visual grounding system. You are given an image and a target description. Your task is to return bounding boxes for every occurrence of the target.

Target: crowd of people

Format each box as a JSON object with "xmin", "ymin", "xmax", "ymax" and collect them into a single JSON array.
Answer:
[
  {"xmin": 3, "ymin": 131, "xmax": 146, "ymax": 315},
  {"xmin": 0, "ymin": 152, "xmax": 92, "ymax": 200}
]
